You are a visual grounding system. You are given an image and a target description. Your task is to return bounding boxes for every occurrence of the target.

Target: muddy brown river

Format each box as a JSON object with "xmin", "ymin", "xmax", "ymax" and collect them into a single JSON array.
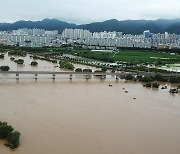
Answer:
[
  {"xmin": 0, "ymin": 79, "xmax": 180, "ymax": 154},
  {"xmin": 0, "ymin": 53, "xmax": 180, "ymax": 154}
]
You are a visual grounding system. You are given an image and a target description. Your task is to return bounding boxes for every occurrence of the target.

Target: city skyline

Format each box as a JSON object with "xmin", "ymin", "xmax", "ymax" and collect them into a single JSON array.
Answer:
[
  {"xmin": 0, "ymin": 0, "xmax": 180, "ymax": 24},
  {"xmin": 1, "ymin": 27, "xmax": 180, "ymax": 49}
]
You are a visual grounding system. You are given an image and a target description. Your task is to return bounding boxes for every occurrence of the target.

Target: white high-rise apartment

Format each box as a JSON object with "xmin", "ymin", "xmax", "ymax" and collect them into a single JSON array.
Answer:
[{"xmin": 62, "ymin": 29, "xmax": 92, "ymax": 39}]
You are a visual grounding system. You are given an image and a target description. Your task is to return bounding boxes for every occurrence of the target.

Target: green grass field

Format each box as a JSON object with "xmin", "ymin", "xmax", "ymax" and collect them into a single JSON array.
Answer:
[
  {"xmin": 70, "ymin": 49, "xmax": 180, "ymax": 64},
  {"xmin": 112, "ymin": 50, "xmax": 180, "ymax": 63}
]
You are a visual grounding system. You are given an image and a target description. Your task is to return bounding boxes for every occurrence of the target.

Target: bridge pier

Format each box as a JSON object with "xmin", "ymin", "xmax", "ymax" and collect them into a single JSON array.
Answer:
[
  {"xmin": 70, "ymin": 74, "xmax": 73, "ymax": 80},
  {"xmin": 52, "ymin": 74, "xmax": 56, "ymax": 80},
  {"xmin": 116, "ymin": 75, "xmax": 119, "ymax": 80},
  {"xmin": 101, "ymin": 75, "xmax": 106, "ymax": 79},
  {"xmin": 16, "ymin": 73, "xmax": 19, "ymax": 80},
  {"xmin": 34, "ymin": 74, "xmax": 38, "ymax": 80},
  {"xmin": 86, "ymin": 74, "xmax": 90, "ymax": 79}
]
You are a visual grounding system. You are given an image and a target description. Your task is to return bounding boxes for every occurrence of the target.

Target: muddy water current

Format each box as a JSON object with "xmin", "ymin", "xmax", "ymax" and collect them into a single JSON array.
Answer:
[{"xmin": 0, "ymin": 52, "xmax": 180, "ymax": 154}]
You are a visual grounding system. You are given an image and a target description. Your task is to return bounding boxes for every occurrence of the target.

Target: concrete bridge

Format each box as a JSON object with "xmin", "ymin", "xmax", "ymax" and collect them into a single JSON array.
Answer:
[{"xmin": 0, "ymin": 71, "xmax": 179, "ymax": 80}]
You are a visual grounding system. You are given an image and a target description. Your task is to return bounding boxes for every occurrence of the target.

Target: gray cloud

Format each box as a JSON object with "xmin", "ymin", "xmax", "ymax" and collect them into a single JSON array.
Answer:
[{"xmin": 0, "ymin": 0, "xmax": 180, "ymax": 23}]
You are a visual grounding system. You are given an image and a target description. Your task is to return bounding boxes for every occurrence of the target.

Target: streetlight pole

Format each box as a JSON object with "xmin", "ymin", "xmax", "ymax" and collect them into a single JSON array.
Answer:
[
  {"xmin": 52, "ymin": 64, "xmax": 55, "ymax": 80},
  {"xmin": 16, "ymin": 63, "xmax": 19, "ymax": 80}
]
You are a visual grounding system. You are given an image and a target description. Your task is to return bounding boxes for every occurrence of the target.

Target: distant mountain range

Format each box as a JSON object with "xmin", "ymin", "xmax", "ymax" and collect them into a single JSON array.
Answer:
[{"xmin": 0, "ymin": 18, "xmax": 180, "ymax": 34}]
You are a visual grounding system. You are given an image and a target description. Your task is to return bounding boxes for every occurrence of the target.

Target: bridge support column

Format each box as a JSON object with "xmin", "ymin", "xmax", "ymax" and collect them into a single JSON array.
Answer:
[
  {"xmin": 35, "ymin": 74, "xmax": 38, "ymax": 80},
  {"xmin": 16, "ymin": 73, "xmax": 19, "ymax": 80},
  {"xmin": 86, "ymin": 74, "xmax": 89, "ymax": 79},
  {"xmin": 70, "ymin": 74, "xmax": 73, "ymax": 80},
  {"xmin": 52, "ymin": 74, "xmax": 56, "ymax": 80},
  {"xmin": 101, "ymin": 75, "xmax": 106, "ymax": 79}
]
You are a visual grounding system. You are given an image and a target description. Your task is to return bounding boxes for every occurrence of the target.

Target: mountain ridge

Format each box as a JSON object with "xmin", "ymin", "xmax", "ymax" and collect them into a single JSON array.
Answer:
[{"xmin": 0, "ymin": 18, "xmax": 180, "ymax": 34}]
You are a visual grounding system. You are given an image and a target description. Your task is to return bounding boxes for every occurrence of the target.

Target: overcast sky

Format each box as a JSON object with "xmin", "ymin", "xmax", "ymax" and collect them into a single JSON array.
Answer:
[{"xmin": 0, "ymin": 0, "xmax": 180, "ymax": 24}]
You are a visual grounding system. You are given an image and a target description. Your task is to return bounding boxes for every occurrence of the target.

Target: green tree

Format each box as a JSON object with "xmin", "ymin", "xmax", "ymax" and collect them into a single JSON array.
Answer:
[
  {"xmin": 10, "ymin": 57, "xmax": 15, "ymax": 61},
  {"xmin": 0, "ymin": 122, "xmax": 14, "ymax": 139},
  {"xmin": 0, "ymin": 54, "xmax": 4, "ymax": 58},
  {"xmin": 15, "ymin": 59, "xmax": 24, "ymax": 64},
  {"xmin": 83, "ymin": 69, "xmax": 92, "ymax": 73},
  {"xmin": 101, "ymin": 66, "xmax": 107, "ymax": 72},
  {"xmin": 155, "ymin": 60, "xmax": 163, "ymax": 66},
  {"xmin": 154, "ymin": 73, "xmax": 167, "ymax": 82},
  {"xmin": 59, "ymin": 60, "xmax": 74, "ymax": 70},
  {"xmin": 125, "ymin": 74, "xmax": 134, "ymax": 80},
  {"xmin": 140, "ymin": 75, "xmax": 153, "ymax": 82},
  {"xmin": 152, "ymin": 83, "xmax": 160, "ymax": 88},
  {"xmin": 0, "ymin": 121, "xmax": 21, "ymax": 149},
  {"xmin": 31, "ymin": 61, "xmax": 38, "ymax": 66},
  {"xmin": 0, "ymin": 66, "xmax": 10, "ymax": 71},
  {"xmin": 75, "ymin": 68, "xmax": 82, "ymax": 72},
  {"xmin": 8, "ymin": 50, "xmax": 26, "ymax": 57},
  {"xmin": 144, "ymin": 83, "xmax": 152, "ymax": 87},
  {"xmin": 5, "ymin": 131, "xmax": 21, "ymax": 149},
  {"xmin": 169, "ymin": 76, "xmax": 180, "ymax": 83}
]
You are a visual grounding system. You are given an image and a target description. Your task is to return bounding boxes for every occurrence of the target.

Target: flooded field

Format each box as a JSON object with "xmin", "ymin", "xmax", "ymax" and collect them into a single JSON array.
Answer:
[{"xmin": 0, "ymin": 52, "xmax": 98, "ymax": 73}]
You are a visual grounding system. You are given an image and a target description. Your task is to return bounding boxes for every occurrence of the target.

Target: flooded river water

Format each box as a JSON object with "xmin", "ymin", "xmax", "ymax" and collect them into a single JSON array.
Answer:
[
  {"xmin": 0, "ymin": 52, "xmax": 97, "ymax": 72},
  {"xmin": 0, "ymin": 53, "xmax": 180, "ymax": 154}
]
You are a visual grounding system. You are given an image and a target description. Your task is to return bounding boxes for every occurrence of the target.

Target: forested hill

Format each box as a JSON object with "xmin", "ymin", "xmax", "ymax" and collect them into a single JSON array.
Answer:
[{"xmin": 0, "ymin": 18, "xmax": 180, "ymax": 34}]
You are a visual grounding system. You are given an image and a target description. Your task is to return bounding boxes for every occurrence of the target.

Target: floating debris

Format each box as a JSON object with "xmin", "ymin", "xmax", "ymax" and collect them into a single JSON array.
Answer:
[
  {"xmin": 161, "ymin": 86, "xmax": 168, "ymax": 90},
  {"xmin": 143, "ymin": 83, "xmax": 151, "ymax": 87},
  {"xmin": 169, "ymin": 88, "xmax": 179, "ymax": 94}
]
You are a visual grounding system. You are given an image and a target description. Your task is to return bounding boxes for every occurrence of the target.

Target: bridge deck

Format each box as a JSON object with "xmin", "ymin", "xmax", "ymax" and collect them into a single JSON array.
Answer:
[{"xmin": 0, "ymin": 71, "xmax": 179, "ymax": 77}]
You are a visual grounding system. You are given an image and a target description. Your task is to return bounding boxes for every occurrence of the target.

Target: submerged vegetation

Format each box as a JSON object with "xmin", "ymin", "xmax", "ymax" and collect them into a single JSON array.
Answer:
[
  {"xmin": 10, "ymin": 57, "xmax": 15, "ymax": 61},
  {"xmin": 123, "ymin": 73, "xmax": 180, "ymax": 85},
  {"xmin": 0, "ymin": 121, "xmax": 21, "ymax": 149},
  {"xmin": 31, "ymin": 61, "xmax": 38, "ymax": 66},
  {"xmin": 132, "ymin": 74, "xmax": 180, "ymax": 84},
  {"xmin": 32, "ymin": 55, "xmax": 57, "ymax": 63},
  {"xmin": 0, "ymin": 54, "xmax": 4, "ymax": 58},
  {"xmin": 83, "ymin": 68, "xmax": 92, "ymax": 73},
  {"xmin": 0, "ymin": 66, "xmax": 10, "ymax": 71},
  {"xmin": 125, "ymin": 74, "xmax": 134, "ymax": 80},
  {"xmin": 59, "ymin": 60, "xmax": 74, "ymax": 70},
  {"xmin": 15, "ymin": 59, "xmax": 24, "ymax": 64},
  {"xmin": 8, "ymin": 50, "xmax": 26, "ymax": 57},
  {"xmin": 5, "ymin": 131, "xmax": 21, "ymax": 149},
  {"xmin": 143, "ymin": 83, "xmax": 160, "ymax": 88},
  {"xmin": 75, "ymin": 68, "xmax": 82, "ymax": 72}
]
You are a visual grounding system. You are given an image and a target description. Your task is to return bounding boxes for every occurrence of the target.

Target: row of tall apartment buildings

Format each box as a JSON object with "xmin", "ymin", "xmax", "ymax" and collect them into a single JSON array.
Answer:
[
  {"xmin": 0, "ymin": 28, "xmax": 59, "ymax": 47},
  {"xmin": 62, "ymin": 29, "xmax": 180, "ymax": 49},
  {"xmin": 12, "ymin": 28, "xmax": 58, "ymax": 36},
  {"xmin": 0, "ymin": 28, "xmax": 180, "ymax": 49}
]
